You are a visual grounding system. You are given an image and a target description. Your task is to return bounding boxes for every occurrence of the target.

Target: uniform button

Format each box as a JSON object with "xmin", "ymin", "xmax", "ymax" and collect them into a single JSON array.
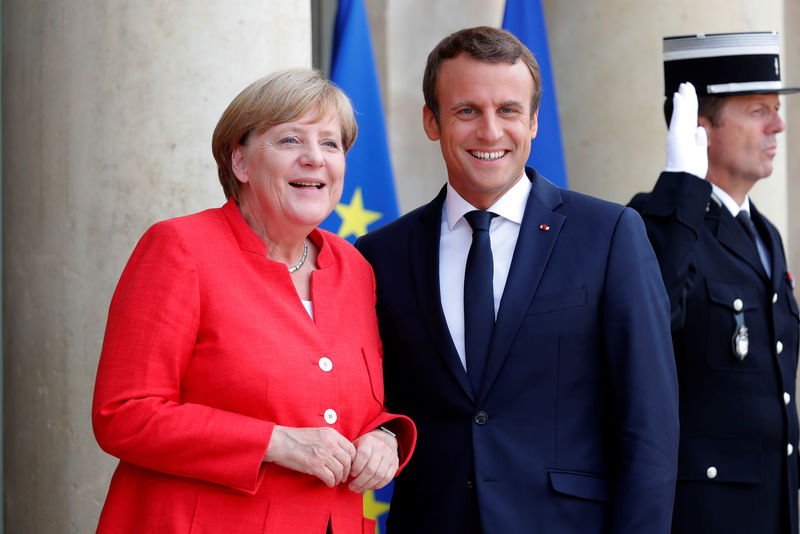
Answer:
[
  {"xmin": 785, "ymin": 392, "xmax": 791, "ymax": 406},
  {"xmin": 788, "ymin": 443, "xmax": 794, "ymax": 456},
  {"xmin": 318, "ymin": 357, "xmax": 333, "ymax": 372},
  {"xmin": 777, "ymin": 341, "xmax": 784, "ymax": 354},
  {"xmin": 706, "ymin": 466, "xmax": 718, "ymax": 479},
  {"xmin": 323, "ymin": 409, "xmax": 337, "ymax": 424},
  {"xmin": 472, "ymin": 411, "xmax": 489, "ymax": 425},
  {"xmin": 773, "ymin": 292, "xmax": 779, "ymax": 304},
  {"xmin": 733, "ymin": 298, "xmax": 743, "ymax": 311}
]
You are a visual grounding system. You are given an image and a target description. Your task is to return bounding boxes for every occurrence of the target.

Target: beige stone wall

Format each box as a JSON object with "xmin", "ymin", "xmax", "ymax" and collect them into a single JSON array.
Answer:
[{"xmin": 2, "ymin": 1, "xmax": 311, "ymax": 531}]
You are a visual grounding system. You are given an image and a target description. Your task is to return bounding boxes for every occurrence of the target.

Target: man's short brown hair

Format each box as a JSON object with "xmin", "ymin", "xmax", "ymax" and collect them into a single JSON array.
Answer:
[
  {"xmin": 423, "ymin": 26, "xmax": 542, "ymax": 124},
  {"xmin": 663, "ymin": 95, "xmax": 727, "ymax": 128}
]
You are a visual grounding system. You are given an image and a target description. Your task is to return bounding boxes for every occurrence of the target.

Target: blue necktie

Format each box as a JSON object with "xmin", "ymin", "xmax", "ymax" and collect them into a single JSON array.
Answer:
[
  {"xmin": 737, "ymin": 210, "xmax": 770, "ymax": 275},
  {"xmin": 736, "ymin": 211, "xmax": 758, "ymax": 246},
  {"xmin": 464, "ymin": 210, "xmax": 497, "ymax": 395}
]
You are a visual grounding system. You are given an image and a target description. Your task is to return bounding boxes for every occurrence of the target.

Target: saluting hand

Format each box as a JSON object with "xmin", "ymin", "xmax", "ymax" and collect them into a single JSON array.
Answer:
[{"xmin": 664, "ymin": 82, "xmax": 708, "ymax": 179}]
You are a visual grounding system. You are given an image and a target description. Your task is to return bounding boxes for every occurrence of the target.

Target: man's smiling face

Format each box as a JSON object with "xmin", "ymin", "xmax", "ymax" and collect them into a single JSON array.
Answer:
[{"xmin": 423, "ymin": 54, "xmax": 538, "ymax": 209}]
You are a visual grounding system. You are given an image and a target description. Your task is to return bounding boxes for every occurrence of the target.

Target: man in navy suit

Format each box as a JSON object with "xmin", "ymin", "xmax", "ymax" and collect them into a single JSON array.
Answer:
[
  {"xmin": 629, "ymin": 32, "xmax": 800, "ymax": 533},
  {"xmin": 356, "ymin": 26, "xmax": 679, "ymax": 533}
]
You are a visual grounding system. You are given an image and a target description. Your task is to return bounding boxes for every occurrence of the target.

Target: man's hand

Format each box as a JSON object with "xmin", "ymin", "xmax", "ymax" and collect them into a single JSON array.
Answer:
[
  {"xmin": 664, "ymin": 82, "xmax": 708, "ymax": 179},
  {"xmin": 264, "ymin": 426, "xmax": 356, "ymax": 487},
  {"xmin": 348, "ymin": 428, "xmax": 400, "ymax": 493}
]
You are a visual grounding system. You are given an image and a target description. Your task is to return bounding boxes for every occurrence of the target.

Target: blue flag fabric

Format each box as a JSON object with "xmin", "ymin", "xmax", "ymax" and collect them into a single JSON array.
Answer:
[
  {"xmin": 320, "ymin": 0, "xmax": 400, "ymax": 244},
  {"xmin": 502, "ymin": 0, "xmax": 568, "ymax": 188}
]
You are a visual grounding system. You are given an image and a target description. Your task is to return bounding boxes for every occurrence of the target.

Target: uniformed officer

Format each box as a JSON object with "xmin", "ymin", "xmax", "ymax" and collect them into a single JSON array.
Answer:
[{"xmin": 629, "ymin": 31, "xmax": 800, "ymax": 533}]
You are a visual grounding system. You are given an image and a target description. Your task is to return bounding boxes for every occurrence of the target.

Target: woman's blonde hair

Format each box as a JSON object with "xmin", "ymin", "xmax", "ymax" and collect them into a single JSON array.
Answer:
[{"xmin": 212, "ymin": 69, "xmax": 357, "ymax": 201}]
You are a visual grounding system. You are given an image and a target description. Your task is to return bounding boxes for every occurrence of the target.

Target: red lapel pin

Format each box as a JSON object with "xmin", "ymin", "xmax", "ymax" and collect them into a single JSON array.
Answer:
[{"xmin": 539, "ymin": 224, "xmax": 550, "ymax": 231}]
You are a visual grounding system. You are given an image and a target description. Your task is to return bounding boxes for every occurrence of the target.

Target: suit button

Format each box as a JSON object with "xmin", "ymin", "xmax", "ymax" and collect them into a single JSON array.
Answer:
[
  {"xmin": 773, "ymin": 292, "xmax": 779, "ymax": 304},
  {"xmin": 706, "ymin": 466, "xmax": 718, "ymax": 479},
  {"xmin": 473, "ymin": 411, "xmax": 489, "ymax": 425},
  {"xmin": 466, "ymin": 480, "xmax": 474, "ymax": 489},
  {"xmin": 788, "ymin": 444, "xmax": 794, "ymax": 456},
  {"xmin": 323, "ymin": 409, "xmax": 337, "ymax": 424},
  {"xmin": 777, "ymin": 341, "xmax": 784, "ymax": 354},
  {"xmin": 785, "ymin": 392, "xmax": 791, "ymax": 406},
  {"xmin": 318, "ymin": 357, "xmax": 333, "ymax": 372},
  {"xmin": 733, "ymin": 298, "xmax": 743, "ymax": 311}
]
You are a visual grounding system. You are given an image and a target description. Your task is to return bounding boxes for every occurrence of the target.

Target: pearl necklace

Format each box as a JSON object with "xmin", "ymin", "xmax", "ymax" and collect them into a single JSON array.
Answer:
[{"xmin": 287, "ymin": 239, "xmax": 309, "ymax": 273}]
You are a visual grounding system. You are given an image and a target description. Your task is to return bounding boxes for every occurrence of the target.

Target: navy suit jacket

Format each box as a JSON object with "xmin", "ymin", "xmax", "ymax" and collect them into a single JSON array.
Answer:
[
  {"xmin": 630, "ymin": 172, "xmax": 800, "ymax": 534},
  {"xmin": 356, "ymin": 169, "xmax": 679, "ymax": 533}
]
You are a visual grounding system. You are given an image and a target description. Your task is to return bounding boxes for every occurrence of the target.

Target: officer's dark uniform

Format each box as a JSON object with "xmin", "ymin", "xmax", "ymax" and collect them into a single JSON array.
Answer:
[{"xmin": 630, "ymin": 171, "xmax": 799, "ymax": 533}]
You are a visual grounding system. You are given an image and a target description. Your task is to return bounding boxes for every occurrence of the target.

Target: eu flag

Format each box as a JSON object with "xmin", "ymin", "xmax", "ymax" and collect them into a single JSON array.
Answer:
[
  {"xmin": 502, "ymin": 0, "xmax": 568, "ymax": 188},
  {"xmin": 320, "ymin": 0, "xmax": 400, "ymax": 243}
]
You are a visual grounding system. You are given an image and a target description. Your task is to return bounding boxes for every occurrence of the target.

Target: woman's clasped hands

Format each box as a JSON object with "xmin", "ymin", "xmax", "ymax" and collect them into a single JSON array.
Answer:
[{"xmin": 264, "ymin": 425, "xmax": 399, "ymax": 492}]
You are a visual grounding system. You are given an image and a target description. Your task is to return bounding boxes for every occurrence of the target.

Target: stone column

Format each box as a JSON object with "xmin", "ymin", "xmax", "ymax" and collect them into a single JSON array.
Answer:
[{"xmin": 2, "ymin": 2, "xmax": 310, "ymax": 531}]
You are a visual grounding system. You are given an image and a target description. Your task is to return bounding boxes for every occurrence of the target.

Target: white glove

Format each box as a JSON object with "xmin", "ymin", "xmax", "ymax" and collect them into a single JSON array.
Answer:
[{"xmin": 664, "ymin": 82, "xmax": 708, "ymax": 179}]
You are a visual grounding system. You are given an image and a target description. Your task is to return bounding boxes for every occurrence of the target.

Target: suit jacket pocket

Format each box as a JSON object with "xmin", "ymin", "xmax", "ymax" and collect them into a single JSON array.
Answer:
[
  {"xmin": 547, "ymin": 469, "xmax": 610, "ymax": 502},
  {"xmin": 705, "ymin": 279, "xmax": 763, "ymax": 372},
  {"xmin": 677, "ymin": 435, "xmax": 761, "ymax": 484},
  {"xmin": 527, "ymin": 288, "xmax": 587, "ymax": 316},
  {"xmin": 189, "ymin": 490, "xmax": 270, "ymax": 534},
  {"xmin": 361, "ymin": 346, "xmax": 385, "ymax": 406},
  {"xmin": 706, "ymin": 279, "xmax": 759, "ymax": 312}
]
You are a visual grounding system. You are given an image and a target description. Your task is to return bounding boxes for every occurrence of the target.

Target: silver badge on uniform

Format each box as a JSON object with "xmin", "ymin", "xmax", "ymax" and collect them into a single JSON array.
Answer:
[
  {"xmin": 732, "ymin": 324, "xmax": 749, "ymax": 361},
  {"xmin": 731, "ymin": 305, "xmax": 749, "ymax": 361}
]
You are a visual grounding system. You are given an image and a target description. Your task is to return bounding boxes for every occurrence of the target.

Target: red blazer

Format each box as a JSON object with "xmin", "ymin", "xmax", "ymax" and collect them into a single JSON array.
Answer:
[{"xmin": 93, "ymin": 199, "xmax": 415, "ymax": 534}]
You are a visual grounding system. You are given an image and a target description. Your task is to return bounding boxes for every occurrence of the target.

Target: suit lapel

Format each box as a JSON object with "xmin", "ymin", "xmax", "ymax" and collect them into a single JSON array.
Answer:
[
  {"xmin": 478, "ymin": 170, "xmax": 565, "ymax": 403},
  {"xmin": 410, "ymin": 187, "xmax": 475, "ymax": 400},
  {"xmin": 715, "ymin": 204, "xmax": 768, "ymax": 280}
]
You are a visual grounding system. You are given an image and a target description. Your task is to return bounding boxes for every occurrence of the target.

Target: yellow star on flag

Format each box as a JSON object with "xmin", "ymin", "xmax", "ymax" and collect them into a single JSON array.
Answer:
[
  {"xmin": 363, "ymin": 489, "xmax": 391, "ymax": 533},
  {"xmin": 334, "ymin": 187, "xmax": 382, "ymax": 240}
]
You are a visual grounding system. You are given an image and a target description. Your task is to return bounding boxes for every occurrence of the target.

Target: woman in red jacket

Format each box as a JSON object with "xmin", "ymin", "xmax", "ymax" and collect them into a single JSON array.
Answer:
[{"xmin": 92, "ymin": 69, "xmax": 416, "ymax": 534}]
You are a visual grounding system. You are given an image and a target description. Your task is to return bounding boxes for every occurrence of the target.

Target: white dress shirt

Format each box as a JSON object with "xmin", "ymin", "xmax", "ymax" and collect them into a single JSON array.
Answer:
[
  {"xmin": 439, "ymin": 174, "xmax": 531, "ymax": 371},
  {"xmin": 711, "ymin": 183, "xmax": 771, "ymax": 277},
  {"xmin": 301, "ymin": 299, "xmax": 314, "ymax": 319}
]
